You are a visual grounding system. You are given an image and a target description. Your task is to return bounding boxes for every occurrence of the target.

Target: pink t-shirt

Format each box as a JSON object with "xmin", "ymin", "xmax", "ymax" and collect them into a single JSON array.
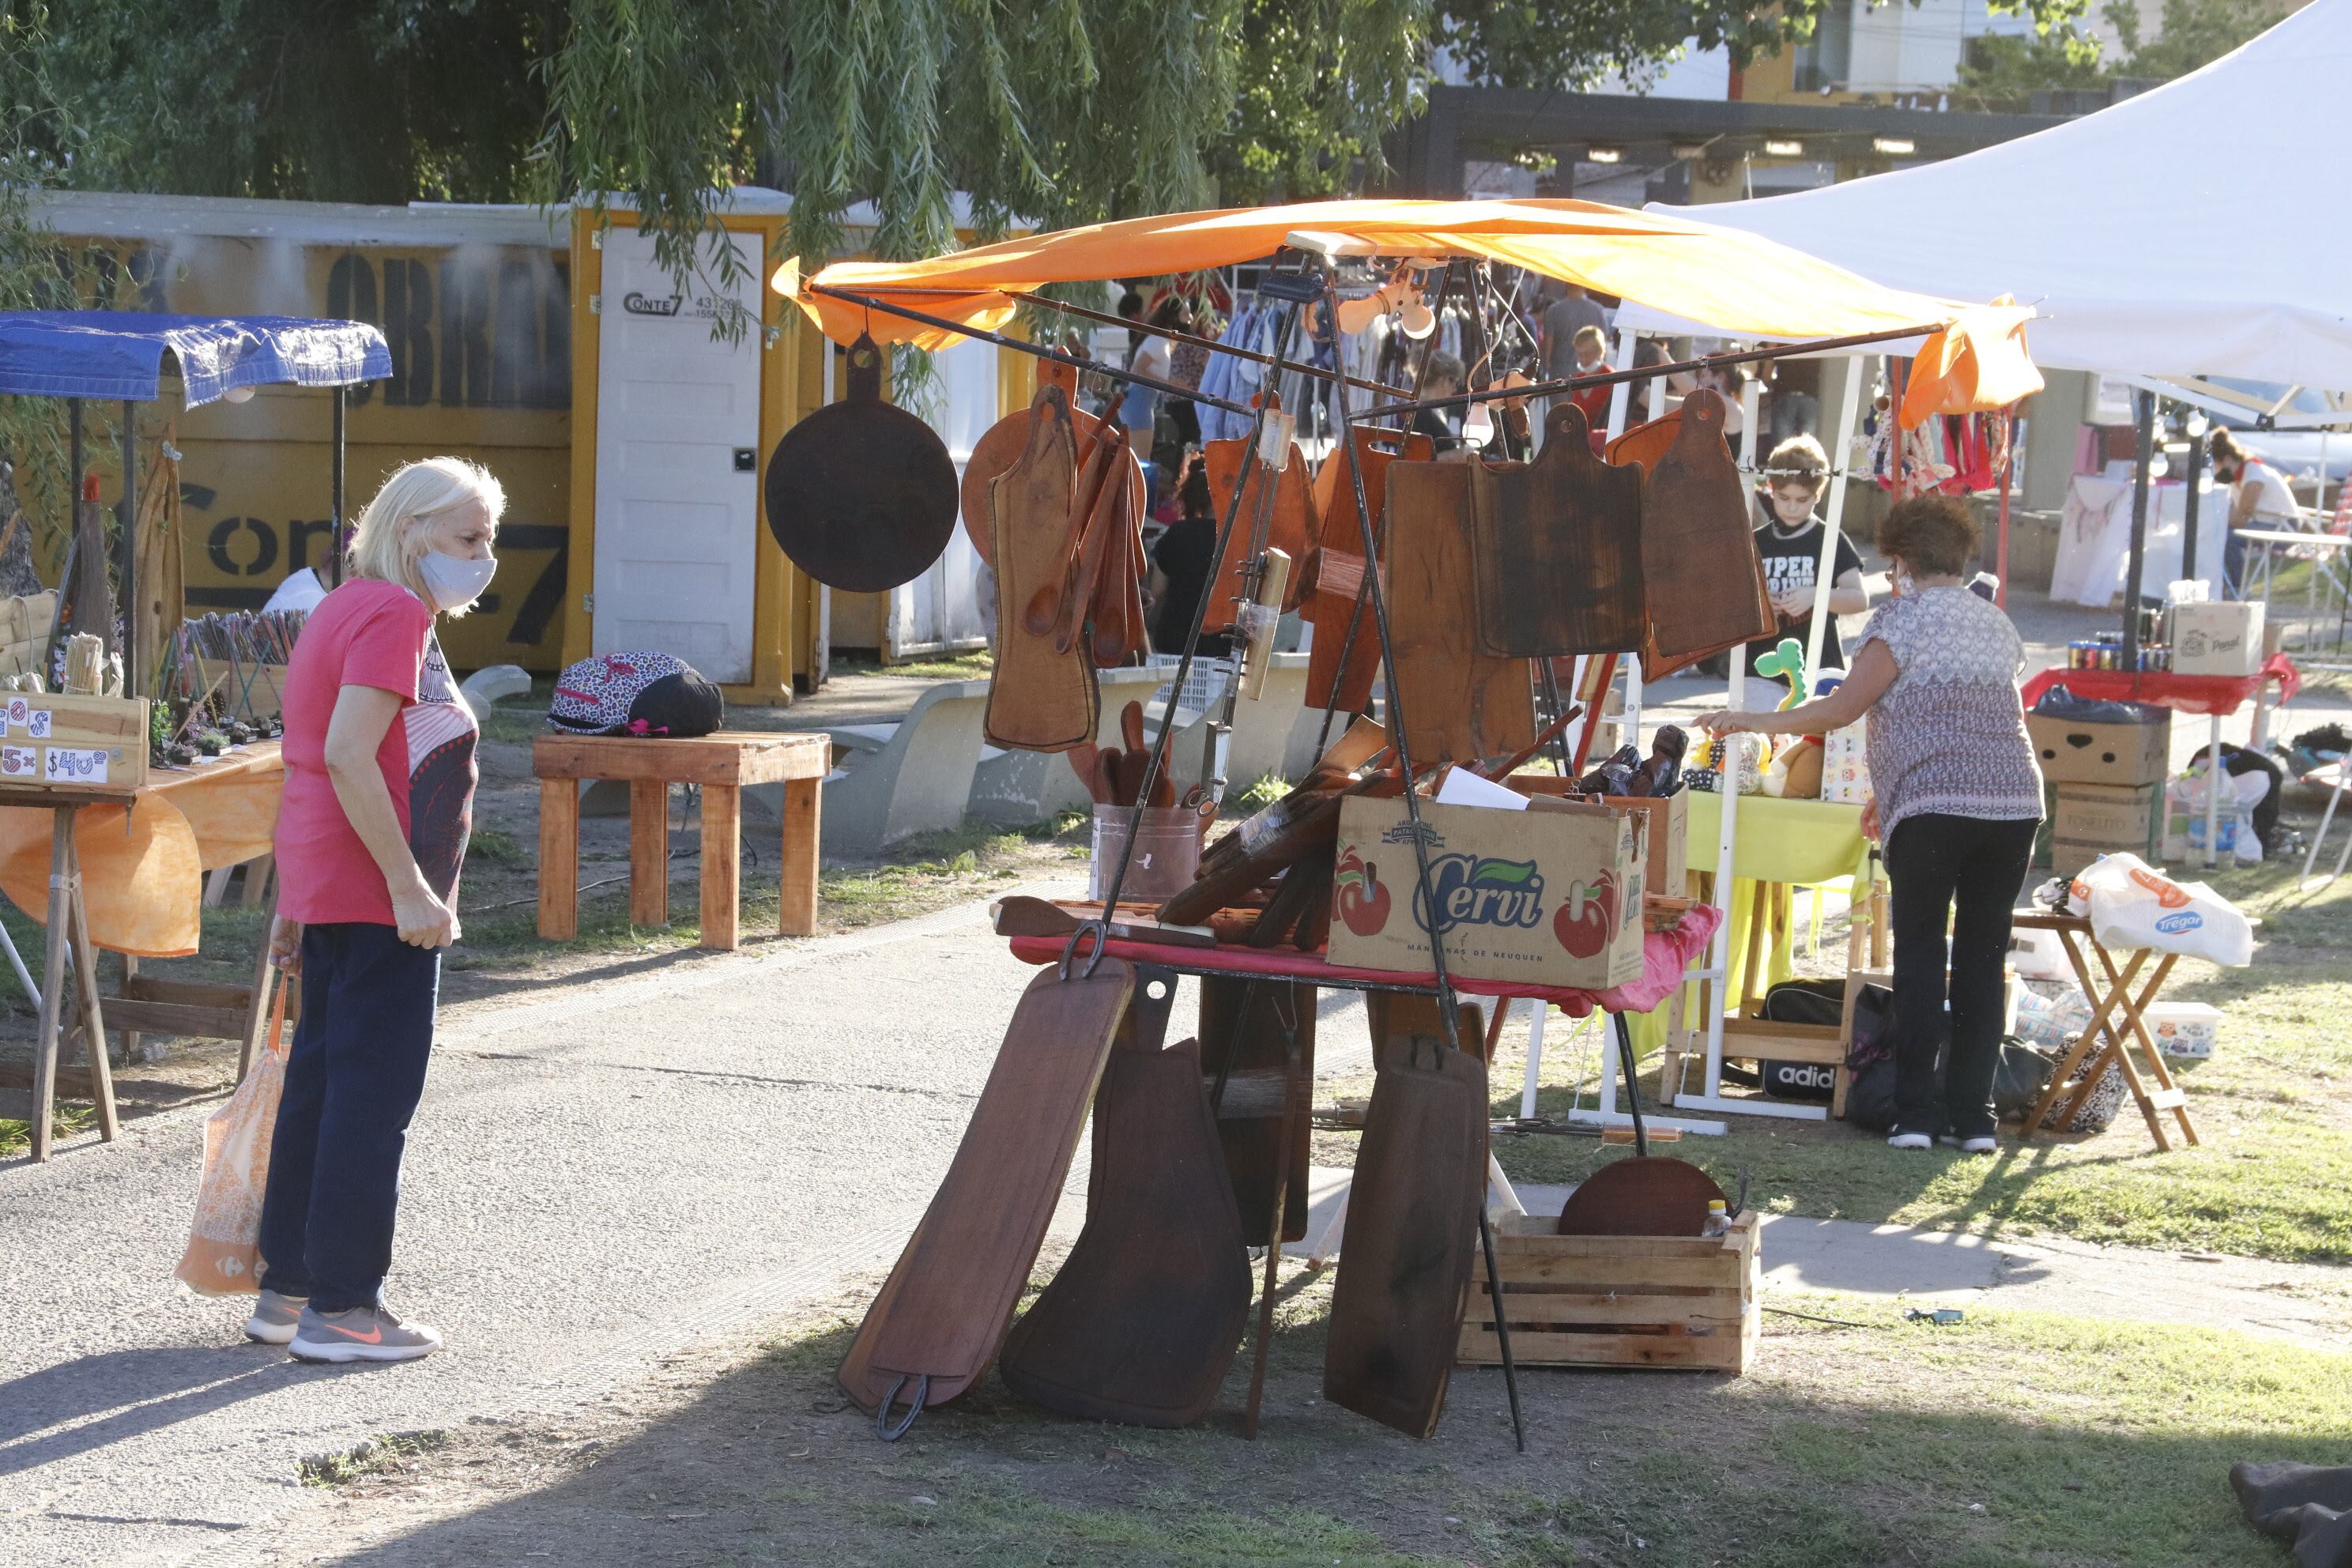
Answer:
[{"xmin": 274, "ymin": 579, "xmax": 480, "ymax": 926}]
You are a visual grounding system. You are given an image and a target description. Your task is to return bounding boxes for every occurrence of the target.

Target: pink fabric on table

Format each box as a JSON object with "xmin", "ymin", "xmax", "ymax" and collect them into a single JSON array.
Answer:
[{"xmin": 1007, "ymin": 903, "xmax": 1724, "ymax": 1016}]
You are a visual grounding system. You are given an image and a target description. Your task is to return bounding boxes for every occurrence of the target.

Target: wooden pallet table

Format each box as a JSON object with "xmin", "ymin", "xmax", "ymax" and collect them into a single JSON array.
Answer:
[
  {"xmin": 2012, "ymin": 908, "xmax": 2198, "ymax": 1152},
  {"xmin": 534, "ymin": 731, "xmax": 829, "ymax": 950}
]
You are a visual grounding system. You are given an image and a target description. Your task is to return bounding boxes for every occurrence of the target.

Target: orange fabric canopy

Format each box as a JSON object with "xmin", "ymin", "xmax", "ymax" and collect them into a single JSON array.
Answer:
[{"xmin": 775, "ymin": 198, "xmax": 2040, "ymax": 422}]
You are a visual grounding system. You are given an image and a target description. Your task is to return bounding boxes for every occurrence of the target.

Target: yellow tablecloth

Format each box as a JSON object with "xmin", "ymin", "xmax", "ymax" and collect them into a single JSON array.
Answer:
[
  {"xmin": 1626, "ymin": 792, "xmax": 1877, "ymax": 1055},
  {"xmin": 0, "ymin": 741, "xmax": 283, "ymax": 957}
]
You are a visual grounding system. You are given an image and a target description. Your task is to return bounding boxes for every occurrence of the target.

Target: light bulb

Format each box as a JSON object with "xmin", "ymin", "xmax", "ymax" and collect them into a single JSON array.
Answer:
[{"xmin": 1461, "ymin": 400, "xmax": 1494, "ymax": 448}]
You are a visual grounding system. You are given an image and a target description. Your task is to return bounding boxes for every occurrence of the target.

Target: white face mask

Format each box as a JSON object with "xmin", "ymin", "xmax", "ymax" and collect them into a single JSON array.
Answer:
[
  {"xmin": 1893, "ymin": 561, "xmax": 1918, "ymax": 598},
  {"xmin": 417, "ymin": 549, "xmax": 496, "ymax": 612}
]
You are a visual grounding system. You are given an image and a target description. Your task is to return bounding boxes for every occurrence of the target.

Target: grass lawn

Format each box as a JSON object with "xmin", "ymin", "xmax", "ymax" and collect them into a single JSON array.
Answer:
[
  {"xmin": 1491, "ymin": 854, "xmax": 2352, "ymax": 1265},
  {"xmin": 288, "ymin": 1264, "xmax": 2352, "ymax": 1566}
]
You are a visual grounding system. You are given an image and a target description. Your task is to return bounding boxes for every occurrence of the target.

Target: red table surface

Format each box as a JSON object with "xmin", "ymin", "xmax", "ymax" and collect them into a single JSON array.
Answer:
[
  {"xmin": 2021, "ymin": 654, "xmax": 2299, "ymax": 718},
  {"xmin": 1007, "ymin": 903, "xmax": 1723, "ymax": 1019}
]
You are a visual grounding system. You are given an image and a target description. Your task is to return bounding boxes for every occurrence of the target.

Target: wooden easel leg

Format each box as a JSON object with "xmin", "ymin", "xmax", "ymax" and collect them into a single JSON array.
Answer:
[
  {"xmin": 2096, "ymin": 947, "xmax": 2196, "ymax": 1148},
  {"xmin": 120, "ymin": 951, "xmax": 140, "ymax": 1067},
  {"xmin": 628, "ymin": 778, "xmax": 669, "ymax": 927},
  {"xmin": 778, "ymin": 776, "xmax": 820, "ymax": 938},
  {"xmin": 1243, "ymin": 1016, "xmax": 1304, "ymax": 1439},
  {"xmin": 537, "ymin": 777, "xmax": 579, "ymax": 940},
  {"xmin": 238, "ymin": 871, "xmax": 281, "ymax": 1082},
  {"xmin": 62, "ymin": 831, "xmax": 117, "ymax": 1144},
  {"xmin": 28, "ymin": 808, "xmax": 72, "ymax": 1161},
  {"xmin": 699, "ymin": 783, "xmax": 741, "ymax": 951}
]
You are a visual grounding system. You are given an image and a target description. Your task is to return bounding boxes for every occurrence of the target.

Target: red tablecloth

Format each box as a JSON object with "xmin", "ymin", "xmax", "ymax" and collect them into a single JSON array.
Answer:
[
  {"xmin": 1008, "ymin": 903, "xmax": 1723, "ymax": 1019},
  {"xmin": 2020, "ymin": 654, "xmax": 2298, "ymax": 718}
]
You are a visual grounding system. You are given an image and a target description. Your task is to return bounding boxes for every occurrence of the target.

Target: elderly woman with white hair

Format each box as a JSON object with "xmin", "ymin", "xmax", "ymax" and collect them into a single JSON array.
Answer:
[{"xmin": 247, "ymin": 457, "xmax": 502, "ymax": 1364}]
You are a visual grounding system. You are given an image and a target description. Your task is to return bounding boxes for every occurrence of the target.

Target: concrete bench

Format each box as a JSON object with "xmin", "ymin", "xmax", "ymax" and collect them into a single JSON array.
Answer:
[
  {"xmin": 743, "ymin": 678, "xmax": 992, "ymax": 855},
  {"xmin": 967, "ymin": 665, "xmax": 1178, "ymax": 827}
]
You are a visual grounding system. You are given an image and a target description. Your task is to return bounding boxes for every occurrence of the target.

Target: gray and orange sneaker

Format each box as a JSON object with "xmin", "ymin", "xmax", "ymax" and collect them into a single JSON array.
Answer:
[
  {"xmin": 287, "ymin": 1302, "xmax": 444, "ymax": 1364},
  {"xmin": 243, "ymin": 1288, "xmax": 308, "ymax": 1346}
]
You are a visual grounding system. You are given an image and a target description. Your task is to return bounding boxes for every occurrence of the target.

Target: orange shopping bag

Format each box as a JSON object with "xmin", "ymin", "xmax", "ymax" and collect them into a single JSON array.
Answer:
[{"xmin": 175, "ymin": 971, "xmax": 289, "ymax": 1295}]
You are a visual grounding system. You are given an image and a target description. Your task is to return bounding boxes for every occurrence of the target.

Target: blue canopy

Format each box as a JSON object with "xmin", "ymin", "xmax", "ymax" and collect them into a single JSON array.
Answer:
[{"xmin": 0, "ymin": 311, "xmax": 392, "ymax": 408}]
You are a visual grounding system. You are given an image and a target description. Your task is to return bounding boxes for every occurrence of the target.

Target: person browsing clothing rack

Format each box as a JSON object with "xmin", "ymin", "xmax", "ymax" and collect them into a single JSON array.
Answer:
[
  {"xmin": 1698, "ymin": 494, "xmax": 2043, "ymax": 1155},
  {"xmin": 247, "ymin": 458, "xmax": 503, "ymax": 1363}
]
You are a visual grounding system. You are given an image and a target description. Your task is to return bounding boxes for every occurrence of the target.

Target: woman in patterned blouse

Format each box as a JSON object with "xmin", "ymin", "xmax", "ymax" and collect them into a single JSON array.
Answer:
[{"xmin": 1699, "ymin": 494, "xmax": 2044, "ymax": 1154}]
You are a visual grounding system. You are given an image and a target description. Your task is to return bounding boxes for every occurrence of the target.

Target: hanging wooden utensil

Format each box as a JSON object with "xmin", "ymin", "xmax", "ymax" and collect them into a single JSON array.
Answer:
[
  {"xmin": 764, "ymin": 332, "xmax": 959, "ymax": 592},
  {"xmin": 839, "ymin": 960, "xmax": 1136, "ymax": 1435},
  {"xmin": 1382, "ymin": 459, "xmax": 1536, "ymax": 766},
  {"xmin": 985, "ymin": 386, "xmax": 1099, "ymax": 752},
  {"xmin": 1469, "ymin": 401, "xmax": 1647, "ymax": 658},
  {"xmin": 963, "ymin": 363, "xmax": 1140, "ymax": 570},
  {"xmin": 1305, "ymin": 427, "xmax": 1430, "ymax": 718},
  {"xmin": 1552, "ymin": 1154, "xmax": 1727, "ymax": 1238},
  {"xmin": 998, "ymin": 971, "xmax": 1250, "ymax": 1428},
  {"xmin": 1197, "ymin": 976, "xmax": 1314, "ymax": 1249},
  {"xmin": 1200, "ymin": 427, "xmax": 1313, "ymax": 629},
  {"xmin": 1023, "ymin": 418, "xmax": 1125, "ymax": 638},
  {"xmin": 1325, "ymin": 993, "xmax": 1488, "ymax": 1440},
  {"xmin": 1637, "ymin": 388, "xmax": 1775, "ymax": 678}
]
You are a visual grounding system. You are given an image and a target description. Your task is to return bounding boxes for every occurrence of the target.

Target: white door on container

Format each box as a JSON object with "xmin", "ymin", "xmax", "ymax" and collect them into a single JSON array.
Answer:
[{"xmin": 594, "ymin": 228, "xmax": 763, "ymax": 681}]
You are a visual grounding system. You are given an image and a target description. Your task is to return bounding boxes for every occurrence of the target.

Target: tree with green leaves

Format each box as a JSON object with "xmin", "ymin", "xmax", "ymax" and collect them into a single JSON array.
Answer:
[{"xmin": 1960, "ymin": 0, "xmax": 2294, "ymax": 101}]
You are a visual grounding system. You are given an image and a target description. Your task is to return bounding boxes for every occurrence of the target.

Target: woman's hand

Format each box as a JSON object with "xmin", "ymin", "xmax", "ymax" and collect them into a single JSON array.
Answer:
[
  {"xmin": 391, "ymin": 881, "xmax": 461, "ymax": 949},
  {"xmin": 1860, "ymin": 798, "xmax": 1882, "ymax": 842},
  {"xmin": 1695, "ymin": 709, "xmax": 1755, "ymax": 737},
  {"xmin": 268, "ymin": 915, "xmax": 303, "ymax": 972}
]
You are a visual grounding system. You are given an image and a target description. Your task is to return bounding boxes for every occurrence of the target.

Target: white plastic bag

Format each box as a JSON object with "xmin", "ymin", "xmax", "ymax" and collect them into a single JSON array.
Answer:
[
  {"xmin": 2161, "ymin": 765, "xmax": 2267, "ymax": 865},
  {"xmin": 175, "ymin": 974, "xmax": 288, "ymax": 1295},
  {"xmin": 2066, "ymin": 852, "xmax": 2254, "ymax": 967}
]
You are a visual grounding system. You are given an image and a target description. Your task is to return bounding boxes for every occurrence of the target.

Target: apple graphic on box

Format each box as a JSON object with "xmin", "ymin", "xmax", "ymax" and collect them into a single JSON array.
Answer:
[
  {"xmin": 1333, "ymin": 847, "xmax": 1392, "ymax": 937},
  {"xmin": 1553, "ymin": 869, "xmax": 1619, "ymax": 959}
]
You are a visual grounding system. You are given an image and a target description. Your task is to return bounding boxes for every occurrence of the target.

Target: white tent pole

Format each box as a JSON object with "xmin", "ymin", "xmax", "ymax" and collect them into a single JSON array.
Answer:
[
  {"xmin": 1520, "ymin": 1001, "xmax": 1544, "ymax": 1118},
  {"xmin": 1805, "ymin": 356, "xmax": 1868, "ymax": 683},
  {"xmin": 1646, "ymin": 365, "xmax": 1667, "ymax": 422},
  {"xmin": 1703, "ymin": 669, "xmax": 1742, "ymax": 1100},
  {"xmin": 1604, "ymin": 328, "xmax": 1637, "ymax": 440},
  {"xmin": 1741, "ymin": 374, "xmax": 1763, "ymax": 472}
]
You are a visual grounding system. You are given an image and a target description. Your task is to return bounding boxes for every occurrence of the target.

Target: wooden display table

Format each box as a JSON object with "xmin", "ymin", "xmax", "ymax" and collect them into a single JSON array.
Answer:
[
  {"xmin": 2012, "ymin": 908, "xmax": 2198, "ymax": 1152},
  {"xmin": 534, "ymin": 731, "xmax": 828, "ymax": 950}
]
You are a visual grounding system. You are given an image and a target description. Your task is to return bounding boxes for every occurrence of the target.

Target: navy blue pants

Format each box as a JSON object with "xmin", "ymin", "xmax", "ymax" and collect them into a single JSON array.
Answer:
[
  {"xmin": 1883, "ymin": 812, "xmax": 2037, "ymax": 1141},
  {"xmin": 257, "ymin": 922, "xmax": 441, "ymax": 1313}
]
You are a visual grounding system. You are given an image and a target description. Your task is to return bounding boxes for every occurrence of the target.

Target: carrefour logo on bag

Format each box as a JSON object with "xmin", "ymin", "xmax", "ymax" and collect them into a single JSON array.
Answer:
[
  {"xmin": 1412, "ymin": 854, "xmax": 1546, "ymax": 935},
  {"xmin": 2154, "ymin": 911, "xmax": 2204, "ymax": 934}
]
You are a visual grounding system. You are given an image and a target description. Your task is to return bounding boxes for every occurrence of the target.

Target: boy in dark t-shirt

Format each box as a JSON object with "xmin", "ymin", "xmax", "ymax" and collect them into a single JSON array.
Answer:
[{"xmin": 1744, "ymin": 433, "xmax": 1869, "ymax": 676}]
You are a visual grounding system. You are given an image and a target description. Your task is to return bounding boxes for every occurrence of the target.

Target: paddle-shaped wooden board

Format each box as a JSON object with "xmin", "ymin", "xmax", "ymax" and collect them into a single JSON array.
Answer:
[
  {"xmin": 1200, "ymin": 435, "xmax": 1313, "ymax": 628},
  {"xmin": 1305, "ymin": 428, "xmax": 1431, "ymax": 713},
  {"xmin": 1324, "ymin": 993, "xmax": 1489, "ymax": 1439},
  {"xmin": 1638, "ymin": 388, "xmax": 1774, "ymax": 678},
  {"xmin": 999, "ymin": 974, "xmax": 1250, "ymax": 1427},
  {"xmin": 1383, "ymin": 460, "xmax": 1536, "ymax": 765},
  {"xmin": 1469, "ymin": 401, "xmax": 1647, "ymax": 658},
  {"xmin": 1553, "ymin": 1155, "xmax": 1728, "ymax": 1238},
  {"xmin": 986, "ymin": 385, "xmax": 1099, "ymax": 751},
  {"xmin": 1197, "ymin": 975, "xmax": 1317, "ymax": 1246},
  {"xmin": 838, "ymin": 959, "xmax": 1136, "ymax": 1419}
]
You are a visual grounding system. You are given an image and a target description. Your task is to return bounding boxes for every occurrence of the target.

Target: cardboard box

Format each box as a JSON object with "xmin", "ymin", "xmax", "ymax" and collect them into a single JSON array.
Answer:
[
  {"xmin": 2051, "ymin": 780, "xmax": 2158, "ymax": 876},
  {"xmin": 1506, "ymin": 775, "xmax": 1687, "ymax": 897},
  {"xmin": 1819, "ymin": 721, "xmax": 1871, "ymax": 805},
  {"xmin": 0, "ymin": 692, "xmax": 149, "ymax": 793},
  {"xmin": 2145, "ymin": 1000, "xmax": 2222, "ymax": 1058},
  {"xmin": 1329, "ymin": 793, "xmax": 1646, "ymax": 991},
  {"xmin": 2028, "ymin": 707, "xmax": 2171, "ymax": 786},
  {"xmin": 2170, "ymin": 600, "xmax": 2265, "ymax": 677}
]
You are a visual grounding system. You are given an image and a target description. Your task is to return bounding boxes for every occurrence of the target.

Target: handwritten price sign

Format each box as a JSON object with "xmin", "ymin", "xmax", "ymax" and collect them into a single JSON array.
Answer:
[{"xmin": 41, "ymin": 747, "xmax": 109, "ymax": 784}]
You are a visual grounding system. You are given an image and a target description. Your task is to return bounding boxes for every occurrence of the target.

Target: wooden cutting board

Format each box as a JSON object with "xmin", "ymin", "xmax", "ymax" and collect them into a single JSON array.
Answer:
[
  {"xmin": 998, "ymin": 975, "xmax": 1250, "ymax": 1427},
  {"xmin": 1382, "ymin": 460, "xmax": 1536, "ymax": 765},
  {"xmin": 1305, "ymin": 428, "xmax": 1431, "ymax": 714},
  {"xmin": 1197, "ymin": 975, "xmax": 1316, "ymax": 1246},
  {"xmin": 1553, "ymin": 1155, "xmax": 1727, "ymax": 1238},
  {"xmin": 1638, "ymin": 389, "xmax": 1775, "ymax": 678},
  {"xmin": 1469, "ymin": 401, "xmax": 1647, "ymax": 658},
  {"xmin": 985, "ymin": 385, "xmax": 1099, "ymax": 752},
  {"xmin": 959, "ymin": 363, "xmax": 1140, "ymax": 569},
  {"xmin": 839, "ymin": 959, "xmax": 1136, "ymax": 1422},
  {"xmin": 1324, "ymin": 993, "xmax": 1489, "ymax": 1440},
  {"xmin": 1200, "ymin": 435, "xmax": 1313, "ymax": 628}
]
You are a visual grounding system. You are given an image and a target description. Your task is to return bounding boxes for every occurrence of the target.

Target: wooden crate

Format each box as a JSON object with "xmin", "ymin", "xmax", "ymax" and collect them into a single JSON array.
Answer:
[
  {"xmin": 1458, "ymin": 1208, "xmax": 1760, "ymax": 1374},
  {"xmin": 0, "ymin": 692, "xmax": 150, "ymax": 793}
]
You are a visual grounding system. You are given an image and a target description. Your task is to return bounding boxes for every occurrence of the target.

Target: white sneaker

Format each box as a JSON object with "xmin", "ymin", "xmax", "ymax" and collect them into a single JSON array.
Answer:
[
  {"xmin": 1887, "ymin": 1132, "xmax": 1933, "ymax": 1151},
  {"xmin": 288, "ymin": 1302, "xmax": 443, "ymax": 1364},
  {"xmin": 1943, "ymin": 1134, "xmax": 1998, "ymax": 1155}
]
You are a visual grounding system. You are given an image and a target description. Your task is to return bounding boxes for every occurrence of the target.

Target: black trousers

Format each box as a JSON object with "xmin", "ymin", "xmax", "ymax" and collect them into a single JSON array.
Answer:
[{"xmin": 1882, "ymin": 812, "xmax": 2038, "ymax": 1139}]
